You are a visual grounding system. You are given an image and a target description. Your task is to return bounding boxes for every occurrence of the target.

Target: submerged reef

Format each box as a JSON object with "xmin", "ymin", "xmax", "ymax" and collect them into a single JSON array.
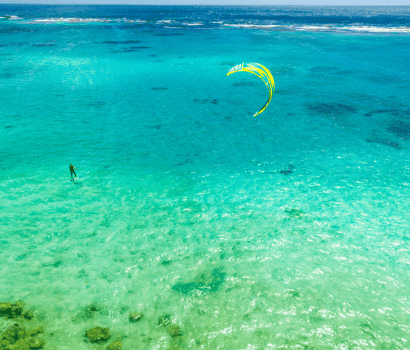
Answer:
[
  {"xmin": 388, "ymin": 120, "xmax": 410, "ymax": 140},
  {"xmin": 0, "ymin": 323, "xmax": 45, "ymax": 350},
  {"xmin": 0, "ymin": 301, "xmax": 45, "ymax": 349},
  {"xmin": 129, "ymin": 312, "xmax": 143, "ymax": 323},
  {"xmin": 85, "ymin": 327, "xmax": 111, "ymax": 344},
  {"xmin": 0, "ymin": 302, "xmax": 23, "ymax": 319},
  {"xmin": 166, "ymin": 325, "xmax": 182, "ymax": 338},
  {"xmin": 285, "ymin": 208, "xmax": 304, "ymax": 219},
  {"xmin": 73, "ymin": 302, "xmax": 101, "ymax": 322},
  {"xmin": 158, "ymin": 315, "xmax": 171, "ymax": 327},
  {"xmin": 279, "ymin": 164, "xmax": 295, "ymax": 175},
  {"xmin": 172, "ymin": 268, "xmax": 226, "ymax": 295},
  {"xmin": 106, "ymin": 339, "xmax": 122, "ymax": 350},
  {"xmin": 307, "ymin": 102, "xmax": 357, "ymax": 115},
  {"xmin": 158, "ymin": 316, "xmax": 183, "ymax": 348},
  {"xmin": 366, "ymin": 137, "xmax": 402, "ymax": 150}
]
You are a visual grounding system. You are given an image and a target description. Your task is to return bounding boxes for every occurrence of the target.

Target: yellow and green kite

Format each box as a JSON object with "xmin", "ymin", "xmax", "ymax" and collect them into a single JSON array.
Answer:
[{"xmin": 227, "ymin": 62, "xmax": 275, "ymax": 117}]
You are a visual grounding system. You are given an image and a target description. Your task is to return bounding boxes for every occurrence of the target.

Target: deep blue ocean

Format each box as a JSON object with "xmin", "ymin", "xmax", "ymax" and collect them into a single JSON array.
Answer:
[{"xmin": 1, "ymin": 4, "xmax": 410, "ymax": 349}]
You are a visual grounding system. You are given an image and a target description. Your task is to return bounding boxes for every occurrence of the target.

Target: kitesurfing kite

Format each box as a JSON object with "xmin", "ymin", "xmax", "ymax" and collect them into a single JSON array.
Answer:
[{"xmin": 227, "ymin": 63, "xmax": 275, "ymax": 117}]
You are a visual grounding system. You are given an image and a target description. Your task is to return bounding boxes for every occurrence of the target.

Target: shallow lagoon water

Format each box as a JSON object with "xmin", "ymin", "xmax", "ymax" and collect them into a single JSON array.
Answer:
[{"xmin": 1, "ymin": 5, "xmax": 410, "ymax": 349}]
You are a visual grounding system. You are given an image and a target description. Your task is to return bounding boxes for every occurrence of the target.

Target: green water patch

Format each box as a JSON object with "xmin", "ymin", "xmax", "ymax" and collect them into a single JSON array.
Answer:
[{"xmin": 172, "ymin": 268, "xmax": 226, "ymax": 295}]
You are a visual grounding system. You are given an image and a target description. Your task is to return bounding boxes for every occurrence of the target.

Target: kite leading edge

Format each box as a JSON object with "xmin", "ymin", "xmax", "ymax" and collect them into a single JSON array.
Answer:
[{"xmin": 227, "ymin": 63, "xmax": 275, "ymax": 117}]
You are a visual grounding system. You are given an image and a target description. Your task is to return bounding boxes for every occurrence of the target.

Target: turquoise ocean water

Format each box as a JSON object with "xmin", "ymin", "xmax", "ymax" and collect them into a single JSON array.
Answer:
[{"xmin": 1, "ymin": 5, "xmax": 410, "ymax": 349}]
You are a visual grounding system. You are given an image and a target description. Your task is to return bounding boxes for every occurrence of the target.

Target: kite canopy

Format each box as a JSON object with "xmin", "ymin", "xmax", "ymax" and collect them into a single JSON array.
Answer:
[{"xmin": 227, "ymin": 62, "xmax": 275, "ymax": 117}]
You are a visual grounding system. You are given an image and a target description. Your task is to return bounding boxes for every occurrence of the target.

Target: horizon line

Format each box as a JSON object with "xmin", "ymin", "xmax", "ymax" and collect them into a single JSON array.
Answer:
[{"xmin": 1, "ymin": 3, "xmax": 409, "ymax": 5}]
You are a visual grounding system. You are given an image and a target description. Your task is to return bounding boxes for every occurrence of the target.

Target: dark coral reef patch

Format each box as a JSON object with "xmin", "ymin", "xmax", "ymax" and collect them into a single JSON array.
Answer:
[
  {"xmin": 85, "ymin": 327, "xmax": 111, "ymax": 344},
  {"xmin": 388, "ymin": 120, "xmax": 410, "ymax": 140},
  {"xmin": 307, "ymin": 103, "xmax": 357, "ymax": 115},
  {"xmin": 0, "ymin": 323, "xmax": 45, "ymax": 350}
]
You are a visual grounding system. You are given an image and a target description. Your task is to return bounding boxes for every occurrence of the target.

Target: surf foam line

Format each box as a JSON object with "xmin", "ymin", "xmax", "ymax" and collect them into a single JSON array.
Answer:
[
  {"xmin": 28, "ymin": 18, "xmax": 202, "ymax": 26},
  {"xmin": 223, "ymin": 23, "xmax": 410, "ymax": 33},
  {"xmin": 32, "ymin": 18, "xmax": 111, "ymax": 23},
  {"xmin": 19, "ymin": 18, "xmax": 410, "ymax": 33}
]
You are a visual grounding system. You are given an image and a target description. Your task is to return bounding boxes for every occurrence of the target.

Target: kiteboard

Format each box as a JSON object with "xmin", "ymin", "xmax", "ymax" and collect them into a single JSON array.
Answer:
[{"xmin": 70, "ymin": 177, "xmax": 81, "ymax": 181}]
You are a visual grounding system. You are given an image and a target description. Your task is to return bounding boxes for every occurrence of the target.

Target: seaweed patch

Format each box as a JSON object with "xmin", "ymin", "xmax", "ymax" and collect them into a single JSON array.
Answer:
[
  {"xmin": 388, "ymin": 120, "xmax": 410, "ymax": 139},
  {"xmin": 129, "ymin": 46, "xmax": 150, "ymax": 49},
  {"xmin": 366, "ymin": 138, "xmax": 402, "ymax": 150},
  {"xmin": 129, "ymin": 312, "xmax": 143, "ymax": 323},
  {"xmin": 307, "ymin": 103, "xmax": 357, "ymax": 115},
  {"xmin": 88, "ymin": 101, "xmax": 107, "ymax": 108},
  {"xmin": 73, "ymin": 302, "xmax": 101, "ymax": 322},
  {"xmin": 176, "ymin": 159, "xmax": 193, "ymax": 166},
  {"xmin": 193, "ymin": 98, "xmax": 218, "ymax": 104},
  {"xmin": 279, "ymin": 164, "xmax": 295, "ymax": 175},
  {"xmin": 0, "ymin": 68, "xmax": 21, "ymax": 79},
  {"xmin": 85, "ymin": 327, "xmax": 111, "ymax": 344},
  {"xmin": 285, "ymin": 208, "xmax": 304, "ymax": 219},
  {"xmin": 32, "ymin": 42, "xmax": 55, "ymax": 47},
  {"xmin": 365, "ymin": 108, "xmax": 410, "ymax": 118},
  {"xmin": 0, "ymin": 323, "xmax": 45, "ymax": 350},
  {"xmin": 121, "ymin": 46, "xmax": 150, "ymax": 52},
  {"xmin": 99, "ymin": 40, "xmax": 142, "ymax": 44},
  {"xmin": 155, "ymin": 33, "xmax": 184, "ymax": 36}
]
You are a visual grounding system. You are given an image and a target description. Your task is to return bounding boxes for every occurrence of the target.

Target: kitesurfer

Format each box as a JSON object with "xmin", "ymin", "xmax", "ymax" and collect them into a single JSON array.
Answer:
[{"xmin": 69, "ymin": 164, "xmax": 77, "ymax": 179}]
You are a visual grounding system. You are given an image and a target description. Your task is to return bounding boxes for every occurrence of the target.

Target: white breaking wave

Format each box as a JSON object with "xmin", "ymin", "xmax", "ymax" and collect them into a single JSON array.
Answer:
[
  {"xmin": 32, "ymin": 17, "xmax": 110, "ymax": 23},
  {"xmin": 338, "ymin": 25, "xmax": 410, "ymax": 33},
  {"xmin": 182, "ymin": 22, "xmax": 203, "ymax": 26},
  {"xmin": 17, "ymin": 18, "xmax": 410, "ymax": 33},
  {"xmin": 3, "ymin": 15, "xmax": 23, "ymax": 20},
  {"xmin": 223, "ymin": 23, "xmax": 410, "ymax": 33}
]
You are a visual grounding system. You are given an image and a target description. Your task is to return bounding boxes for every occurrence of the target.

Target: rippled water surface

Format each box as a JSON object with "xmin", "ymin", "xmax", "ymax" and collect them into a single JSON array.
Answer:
[{"xmin": 1, "ymin": 5, "xmax": 410, "ymax": 350}]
